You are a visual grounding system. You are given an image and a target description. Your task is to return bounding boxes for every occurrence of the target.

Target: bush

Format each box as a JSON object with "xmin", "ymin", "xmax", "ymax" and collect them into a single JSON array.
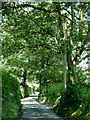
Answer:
[
  {"xmin": 2, "ymin": 68, "xmax": 21, "ymax": 119},
  {"xmin": 38, "ymin": 80, "xmax": 89, "ymax": 119},
  {"xmin": 55, "ymin": 83, "xmax": 89, "ymax": 119},
  {"xmin": 20, "ymin": 83, "xmax": 30, "ymax": 98},
  {"xmin": 45, "ymin": 83, "xmax": 63, "ymax": 105}
]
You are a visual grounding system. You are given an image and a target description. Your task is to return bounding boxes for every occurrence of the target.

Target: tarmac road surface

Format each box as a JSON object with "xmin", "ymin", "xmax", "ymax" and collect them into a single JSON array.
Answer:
[{"xmin": 21, "ymin": 93, "xmax": 63, "ymax": 120}]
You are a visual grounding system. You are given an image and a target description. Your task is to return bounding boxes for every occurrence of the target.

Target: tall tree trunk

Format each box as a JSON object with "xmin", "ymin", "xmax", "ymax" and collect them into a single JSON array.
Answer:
[
  {"xmin": 39, "ymin": 71, "xmax": 42, "ymax": 95},
  {"xmin": 23, "ymin": 69, "xmax": 29, "ymax": 97},
  {"xmin": 63, "ymin": 18, "xmax": 67, "ymax": 99},
  {"xmin": 63, "ymin": 54, "xmax": 67, "ymax": 97},
  {"xmin": 39, "ymin": 58, "xmax": 45, "ymax": 95},
  {"xmin": 40, "ymin": 57, "xmax": 49, "ymax": 95},
  {"xmin": 54, "ymin": 3, "xmax": 67, "ymax": 98},
  {"xmin": 23, "ymin": 69, "xmax": 27, "ymax": 85},
  {"xmin": 67, "ymin": 3, "xmax": 75, "ymax": 85}
]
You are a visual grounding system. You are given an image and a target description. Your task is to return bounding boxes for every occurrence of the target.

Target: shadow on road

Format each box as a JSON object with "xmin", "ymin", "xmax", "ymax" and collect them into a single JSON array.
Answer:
[{"xmin": 21, "ymin": 93, "xmax": 63, "ymax": 120}]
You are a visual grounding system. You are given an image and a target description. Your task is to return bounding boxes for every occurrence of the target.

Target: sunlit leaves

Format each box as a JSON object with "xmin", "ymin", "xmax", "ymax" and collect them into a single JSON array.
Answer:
[{"xmin": 2, "ymin": 2, "xmax": 88, "ymax": 84}]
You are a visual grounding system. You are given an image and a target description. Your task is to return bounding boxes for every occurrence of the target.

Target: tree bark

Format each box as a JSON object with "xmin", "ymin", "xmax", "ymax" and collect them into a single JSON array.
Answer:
[
  {"xmin": 22, "ymin": 69, "xmax": 29, "ymax": 97},
  {"xmin": 67, "ymin": 3, "xmax": 75, "ymax": 85},
  {"xmin": 54, "ymin": 3, "xmax": 67, "ymax": 98},
  {"xmin": 40, "ymin": 71, "xmax": 42, "ymax": 95},
  {"xmin": 63, "ymin": 17, "xmax": 67, "ymax": 99}
]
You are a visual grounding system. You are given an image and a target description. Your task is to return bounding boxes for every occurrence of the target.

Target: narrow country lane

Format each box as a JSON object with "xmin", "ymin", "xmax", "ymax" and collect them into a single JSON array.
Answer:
[{"xmin": 21, "ymin": 93, "xmax": 63, "ymax": 120}]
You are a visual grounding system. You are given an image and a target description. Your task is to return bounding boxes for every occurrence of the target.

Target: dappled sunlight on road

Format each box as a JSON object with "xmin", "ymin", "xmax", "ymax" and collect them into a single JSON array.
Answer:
[{"xmin": 21, "ymin": 93, "xmax": 62, "ymax": 119}]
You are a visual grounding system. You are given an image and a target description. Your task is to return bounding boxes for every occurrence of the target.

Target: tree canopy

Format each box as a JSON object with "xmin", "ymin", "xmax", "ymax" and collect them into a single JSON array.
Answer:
[{"xmin": 2, "ymin": 1, "xmax": 89, "ymax": 119}]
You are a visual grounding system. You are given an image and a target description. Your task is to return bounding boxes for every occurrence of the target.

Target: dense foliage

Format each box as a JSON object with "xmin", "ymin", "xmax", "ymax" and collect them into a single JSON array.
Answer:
[
  {"xmin": 2, "ymin": 67, "xmax": 21, "ymax": 118},
  {"xmin": 38, "ymin": 69, "xmax": 89, "ymax": 119},
  {"xmin": 2, "ymin": 1, "xmax": 89, "ymax": 119}
]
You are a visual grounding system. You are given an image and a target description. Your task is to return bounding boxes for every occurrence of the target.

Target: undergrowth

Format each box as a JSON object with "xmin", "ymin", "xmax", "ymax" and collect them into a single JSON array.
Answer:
[
  {"xmin": 2, "ymin": 68, "xmax": 21, "ymax": 119},
  {"xmin": 38, "ymin": 82, "xmax": 89, "ymax": 119}
]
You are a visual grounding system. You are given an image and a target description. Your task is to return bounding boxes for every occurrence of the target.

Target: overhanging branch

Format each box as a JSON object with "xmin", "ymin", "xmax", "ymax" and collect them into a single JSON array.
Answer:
[
  {"xmin": 2, "ymin": 3, "xmax": 72, "ymax": 22},
  {"xmin": 73, "ymin": 33, "xmax": 89, "ymax": 64}
]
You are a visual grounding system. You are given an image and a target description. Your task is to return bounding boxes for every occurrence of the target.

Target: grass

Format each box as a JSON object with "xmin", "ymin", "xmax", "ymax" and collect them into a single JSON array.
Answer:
[{"xmin": 38, "ymin": 82, "xmax": 89, "ymax": 120}]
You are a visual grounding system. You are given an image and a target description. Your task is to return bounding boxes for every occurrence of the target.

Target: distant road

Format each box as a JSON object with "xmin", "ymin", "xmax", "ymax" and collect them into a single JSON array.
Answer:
[{"xmin": 21, "ymin": 92, "xmax": 63, "ymax": 120}]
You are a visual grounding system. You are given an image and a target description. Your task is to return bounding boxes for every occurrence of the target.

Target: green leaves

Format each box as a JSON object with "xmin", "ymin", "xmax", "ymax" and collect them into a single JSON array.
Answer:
[
  {"xmin": 2, "ymin": 2, "xmax": 89, "ymax": 119},
  {"xmin": 2, "ymin": 68, "xmax": 21, "ymax": 118}
]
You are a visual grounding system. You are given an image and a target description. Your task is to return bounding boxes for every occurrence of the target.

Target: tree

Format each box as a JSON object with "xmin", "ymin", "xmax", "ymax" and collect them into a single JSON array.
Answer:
[{"xmin": 2, "ymin": 1, "xmax": 89, "ymax": 97}]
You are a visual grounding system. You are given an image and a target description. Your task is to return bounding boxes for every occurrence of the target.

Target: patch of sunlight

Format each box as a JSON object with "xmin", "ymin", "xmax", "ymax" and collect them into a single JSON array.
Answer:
[
  {"xmin": 21, "ymin": 97, "xmax": 38, "ymax": 105},
  {"xmin": 41, "ymin": 97, "xmax": 46, "ymax": 104},
  {"xmin": 20, "ymin": 86, "xmax": 24, "ymax": 93},
  {"xmin": 27, "ymin": 82, "xmax": 33, "ymax": 88},
  {"xmin": 85, "ymin": 80, "xmax": 89, "ymax": 83},
  {"xmin": 71, "ymin": 111, "xmax": 77, "ymax": 116},
  {"xmin": 78, "ymin": 41, "xmax": 82, "ymax": 47},
  {"xmin": 10, "ymin": 93, "xmax": 14, "ymax": 96},
  {"xmin": 21, "ymin": 101, "xmax": 31, "ymax": 105},
  {"xmin": 71, "ymin": 76, "xmax": 75, "ymax": 85},
  {"xmin": 30, "ymin": 101, "xmax": 38, "ymax": 104},
  {"xmin": 53, "ymin": 96, "xmax": 61, "ymax": 107},
  {"xmin": 85, "ymin": 112, "xmax": 90, "ymax": 117},
  {"xmin": 33, "ymin": 83, "xmax": 39, "ymax": 87},
  {"xmin": 21, "ymin": 97, "xmax": 31, "ymax": 101},
  {"xmin": 59, "ymin": 71, "xmax": 63, "ymax": 74},
  {"xmin": 79, "ymin": 104, "xmax": 82, "ymax": 107},
  {"xmin": 71, "ymin": 108, "xmax": 82, "ymax": 117},
  {"xmin": 64, "ymin": 108, "xmax": 67, "ymax": 110},
  {"xmin": 27, "ymin": 82, "xmax": 39, "ymax": 88},
  {"xmin": 35, "ymin": 92, "xmax": 39, "ymax": 96}
]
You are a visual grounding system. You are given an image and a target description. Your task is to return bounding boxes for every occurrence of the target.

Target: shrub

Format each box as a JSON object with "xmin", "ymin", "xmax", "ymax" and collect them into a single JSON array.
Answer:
[
  {"xmin": 45, "ymin": 83, "xmax": 63, "ymax": 105},
  {"xmin": 55, "ymin": 83, "xmax": 89, "ymax": 119},
  {"xmin": 2, "ymin": 68, "xmax": 21, "ymax": 118}
]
